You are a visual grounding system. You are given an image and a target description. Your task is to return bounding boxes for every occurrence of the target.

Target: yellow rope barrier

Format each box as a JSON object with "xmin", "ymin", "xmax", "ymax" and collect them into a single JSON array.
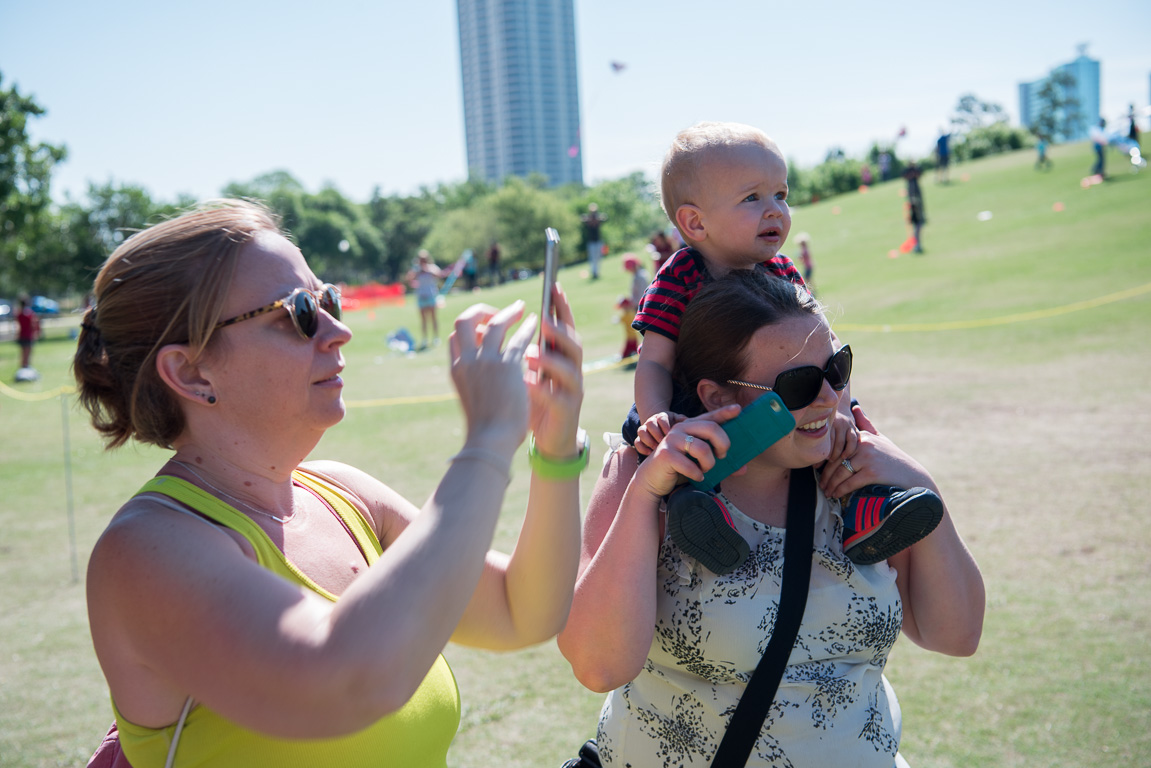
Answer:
[{"xmin": 0, "ymin": 379, "xmax": 75, "ymax": 402}]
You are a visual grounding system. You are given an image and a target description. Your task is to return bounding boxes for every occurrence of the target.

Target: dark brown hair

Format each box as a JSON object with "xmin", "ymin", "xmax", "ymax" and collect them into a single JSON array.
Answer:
[
  {"xmin": 674, "ymin": 270, "xmax": 822, "ymax": 414},
  {"xmin": 73, "ymin": 200, "xmax": 282, "ymax": 449}
]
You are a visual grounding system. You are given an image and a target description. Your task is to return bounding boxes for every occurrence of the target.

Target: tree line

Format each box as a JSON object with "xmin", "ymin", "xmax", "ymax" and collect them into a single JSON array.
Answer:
[{"xmin": 2, "ymin": 70, "xmax": 1036, "ymax": 302}]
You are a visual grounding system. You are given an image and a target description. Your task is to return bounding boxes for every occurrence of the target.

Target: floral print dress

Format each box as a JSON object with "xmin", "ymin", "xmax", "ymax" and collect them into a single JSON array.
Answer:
[{"xmin": 597, "ymin": 470, "xmax": 905, "ymax": 767}]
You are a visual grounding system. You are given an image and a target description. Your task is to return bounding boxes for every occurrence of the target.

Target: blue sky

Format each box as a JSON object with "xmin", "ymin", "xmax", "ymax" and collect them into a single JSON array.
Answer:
[{"xmin": 3, "ymin": 0, "xmax": 1149, "ymax": 204}]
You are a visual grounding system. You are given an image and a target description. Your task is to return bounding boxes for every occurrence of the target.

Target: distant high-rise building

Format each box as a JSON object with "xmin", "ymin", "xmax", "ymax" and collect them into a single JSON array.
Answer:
[
  {"xmin": 456, "ymin": 0, "xmax": 583, "ymax": 187},
  {"xmin": 1019, "ymin": 47, "xmax": 1100, "ymax": 142}
]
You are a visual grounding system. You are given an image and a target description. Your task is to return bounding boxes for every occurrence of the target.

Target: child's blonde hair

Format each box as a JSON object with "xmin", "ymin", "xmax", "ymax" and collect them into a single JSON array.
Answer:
[{"xmin": 660, "ymin": 122, "xmax": 780, "ymax": 222}]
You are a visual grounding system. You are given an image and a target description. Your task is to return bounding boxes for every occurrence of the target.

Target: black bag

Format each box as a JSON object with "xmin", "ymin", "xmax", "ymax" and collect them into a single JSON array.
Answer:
[{"xmin": 560, "ymin": 739, "xmax": 601, "ymax": 768}]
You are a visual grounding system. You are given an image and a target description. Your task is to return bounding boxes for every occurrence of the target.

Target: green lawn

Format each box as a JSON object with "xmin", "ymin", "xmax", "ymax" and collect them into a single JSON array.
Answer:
[{"xmin": 1, "ymin": 141, "xmax": 1148, "ymax": 767}]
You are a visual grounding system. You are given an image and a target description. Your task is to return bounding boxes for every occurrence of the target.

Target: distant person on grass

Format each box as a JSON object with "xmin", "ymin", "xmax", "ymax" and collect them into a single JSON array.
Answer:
[
  {"xmin": 581, "ymin": 203, "xmax": 607, "ymax": 280},
  {"xmin": 407, "ymin": 249, "xmax": 445, "ymax": 350},
  {"xmin": 75, "ymin": 200, "xmax": 587, "ymax": 767},
  {"xmin": 1090, "ymin": 118, "xmax": 1108, "ymax": 178},
  {"xmin": 903, "ymin": 161, "xmax": 926, "ymax": 253},
  {"xmin": 935, "ymin": 129, "xmax": 951, "ymax": 183},
  {"xmin": 794, "ymin": 231, "xmax": 815, "ymax": 290},
  {"xmin": 486, "ymin": 239, "xmax": 501, "ymax": 286},
  {"xmin": 622, "ymin": 122, "xmax": 943, "ymax": 569},
  {"xmin": 1035, "ymin": 136, "xmax": 1052, "ymax": 170},
  {"xmin": 16, "ymin": 296, "xmax": 40, "ymax": 370},
  {"xmin": 462, "ymin": 248, "xmax": 478, "ymax": 291}
]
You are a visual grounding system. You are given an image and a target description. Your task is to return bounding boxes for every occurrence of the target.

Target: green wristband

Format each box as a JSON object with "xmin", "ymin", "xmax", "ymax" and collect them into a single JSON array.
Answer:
[{"xmin": 527, "ymin": 430, "xmax": 590, "ymax": 479}]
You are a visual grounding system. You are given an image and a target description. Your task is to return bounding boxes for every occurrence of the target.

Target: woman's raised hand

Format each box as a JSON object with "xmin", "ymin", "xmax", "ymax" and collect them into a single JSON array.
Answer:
[
  {"xmin": 525, "ymin": 284, "xmax": 585, "ymax": 457},
  {"xmin": 449, "ymin": 300, "xmax": 537, "ymax": 454}
]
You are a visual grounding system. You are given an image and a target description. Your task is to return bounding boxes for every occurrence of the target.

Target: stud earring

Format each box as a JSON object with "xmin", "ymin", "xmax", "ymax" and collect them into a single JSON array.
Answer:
[{"xmin": 207, "ymin": 395, "xmax": 217, "ymax": 405}]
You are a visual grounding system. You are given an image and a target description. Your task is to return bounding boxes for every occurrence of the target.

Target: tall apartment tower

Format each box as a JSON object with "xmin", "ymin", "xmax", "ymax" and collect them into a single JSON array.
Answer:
[
  {"xmin": 456, "ymin": 0, "xmax": 583, "ymax": 187},
  {"xmin": 1019, "ymin": 47, "xmax": 1101, "ymax": 142}
]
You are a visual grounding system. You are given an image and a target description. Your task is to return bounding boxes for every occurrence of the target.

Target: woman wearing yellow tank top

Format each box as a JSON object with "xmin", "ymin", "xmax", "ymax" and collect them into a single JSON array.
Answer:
[{"xmin": 74, "ymin": 200, "xmax": 587, "ymax": 767}]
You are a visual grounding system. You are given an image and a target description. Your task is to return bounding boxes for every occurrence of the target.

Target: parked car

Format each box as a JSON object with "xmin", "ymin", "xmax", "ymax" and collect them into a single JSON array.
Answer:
[{"xmin": 31, "ymin": 296, "xmax": 60, "ymax": 315}]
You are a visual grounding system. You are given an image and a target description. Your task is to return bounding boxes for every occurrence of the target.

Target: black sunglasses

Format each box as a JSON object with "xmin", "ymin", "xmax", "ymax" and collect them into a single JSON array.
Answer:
[
  {"xmin": 727, "ymin": 345, "xmax": 852, "ymax": 411},
  {"xmin": 215, "ymin": 284, "xmax": 342, "ymax": 340}
]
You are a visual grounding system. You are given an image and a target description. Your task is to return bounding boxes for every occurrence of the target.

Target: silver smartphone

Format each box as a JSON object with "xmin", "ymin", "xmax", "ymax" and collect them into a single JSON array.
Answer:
[{"xmin": 541, "ymin": 227, "xmax": 560, "ymax": 327}]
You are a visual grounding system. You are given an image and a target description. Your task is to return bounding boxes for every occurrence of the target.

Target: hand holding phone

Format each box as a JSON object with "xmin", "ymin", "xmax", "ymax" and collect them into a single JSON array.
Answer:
[{"xmin": 690, "ymin": 392, "xmax": 795, "ymax": 492}]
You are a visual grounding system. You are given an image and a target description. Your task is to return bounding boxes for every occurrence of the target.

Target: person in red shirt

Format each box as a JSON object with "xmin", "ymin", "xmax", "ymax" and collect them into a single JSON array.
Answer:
[{"xmin": 16, "ymin": 297, "xmax": 40, "ymax": 369}]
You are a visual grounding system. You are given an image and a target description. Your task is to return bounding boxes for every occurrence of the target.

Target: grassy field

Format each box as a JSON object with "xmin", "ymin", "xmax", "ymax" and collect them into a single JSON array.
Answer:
[{"xmin": 1, "ymin": 141, "xmax": 1148, "ymax": 767}]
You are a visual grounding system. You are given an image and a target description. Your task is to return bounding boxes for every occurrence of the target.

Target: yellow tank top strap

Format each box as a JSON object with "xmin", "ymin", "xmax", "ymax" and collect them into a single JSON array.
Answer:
[{"xmin": 290, "ymin": 468, "xmax": 384, "ymax": 564}]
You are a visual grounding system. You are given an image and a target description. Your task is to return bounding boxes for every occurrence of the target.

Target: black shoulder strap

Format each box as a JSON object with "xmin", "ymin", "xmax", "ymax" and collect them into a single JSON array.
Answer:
[{"xmin": 709, "ymin": 468, "xmax": 816, "ymax": 768}]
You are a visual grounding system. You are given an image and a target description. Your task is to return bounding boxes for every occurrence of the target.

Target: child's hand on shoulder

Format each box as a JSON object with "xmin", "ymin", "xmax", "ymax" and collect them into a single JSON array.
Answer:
[{"xmin": 635, "ymin": 411, "xmax": 687, "ymax": 456}]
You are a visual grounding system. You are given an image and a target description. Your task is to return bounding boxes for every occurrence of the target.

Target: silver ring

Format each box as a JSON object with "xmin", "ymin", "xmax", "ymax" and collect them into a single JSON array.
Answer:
[
  {"xmin": 683, "ymin": 435, "xmax": 695, "ymax": 451},
  {"xmin": 841, "ymin": 458, "xmax": 856, "ymax": 474}
]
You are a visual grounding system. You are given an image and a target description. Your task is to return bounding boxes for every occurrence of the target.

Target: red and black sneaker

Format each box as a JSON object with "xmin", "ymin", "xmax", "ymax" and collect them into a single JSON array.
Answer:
[{"xmin": 842, "ymin": 485, "xmax": 943, "ymax": 565}]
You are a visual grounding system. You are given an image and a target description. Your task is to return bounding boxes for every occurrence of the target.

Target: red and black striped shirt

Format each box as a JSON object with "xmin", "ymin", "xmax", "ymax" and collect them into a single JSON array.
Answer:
[{"xmin": 632, "ymin": 247, "xmax": 808, "ymax": 341}]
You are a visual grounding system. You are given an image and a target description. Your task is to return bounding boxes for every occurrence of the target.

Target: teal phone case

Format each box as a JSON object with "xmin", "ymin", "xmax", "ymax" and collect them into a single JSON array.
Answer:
[{"xmin": 689, "ymin": 391, "xmax": 795, "ymax": 492}]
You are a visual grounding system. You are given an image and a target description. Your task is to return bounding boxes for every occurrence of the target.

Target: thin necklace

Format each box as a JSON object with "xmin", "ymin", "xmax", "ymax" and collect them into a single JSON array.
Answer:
[{"xmin": 170, "ymin": 459, "xmax": 296, "ymax": 524}]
